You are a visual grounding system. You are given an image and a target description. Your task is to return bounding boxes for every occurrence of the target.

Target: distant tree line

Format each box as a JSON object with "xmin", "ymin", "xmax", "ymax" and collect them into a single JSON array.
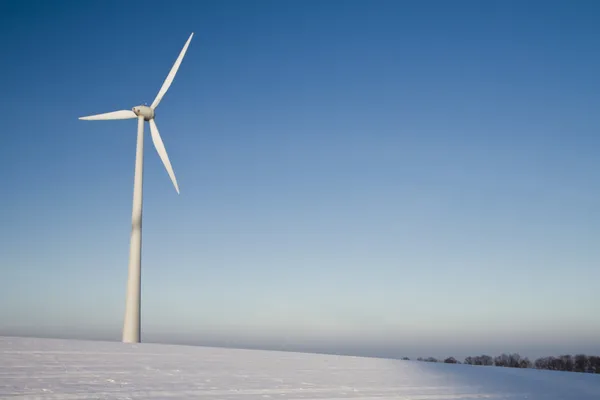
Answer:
[{"xmin": 401, "ymin": 353, "xmax": 600, "ymax": 373}]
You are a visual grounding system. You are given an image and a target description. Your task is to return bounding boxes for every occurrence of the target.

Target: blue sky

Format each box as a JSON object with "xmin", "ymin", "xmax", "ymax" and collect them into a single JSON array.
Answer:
[{"xmin": 1, "ymin": 0, "xmax": 599, "ymax": 360}]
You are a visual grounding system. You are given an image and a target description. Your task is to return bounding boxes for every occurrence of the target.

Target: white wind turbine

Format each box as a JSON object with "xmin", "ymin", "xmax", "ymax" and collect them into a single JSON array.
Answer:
[{"xmin": 79, "ymin": 33, "xmax": 194, "ymax": 343}]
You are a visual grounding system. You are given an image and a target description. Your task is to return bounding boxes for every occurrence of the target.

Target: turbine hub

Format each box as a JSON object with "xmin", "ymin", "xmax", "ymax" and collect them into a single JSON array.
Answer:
[{"xmin": 132, "ymin": 105, "xmax": 155, "ymax": 121}]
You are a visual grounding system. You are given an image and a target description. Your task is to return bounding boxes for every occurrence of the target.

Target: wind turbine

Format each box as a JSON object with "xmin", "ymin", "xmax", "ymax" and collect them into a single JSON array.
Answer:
[{"xmin": 79, "ymin": 33, "xmax": 194, "ymax": 343}]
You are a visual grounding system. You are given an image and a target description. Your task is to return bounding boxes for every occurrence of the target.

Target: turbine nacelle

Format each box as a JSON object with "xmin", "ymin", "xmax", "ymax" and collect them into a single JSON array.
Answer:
[{"xmin": 133, "ymin": 105, "xmax": 154, "ymax": 121}]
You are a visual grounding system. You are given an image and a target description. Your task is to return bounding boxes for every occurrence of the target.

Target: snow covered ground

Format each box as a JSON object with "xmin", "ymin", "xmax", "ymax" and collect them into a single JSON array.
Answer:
[{"xmin": 1, "ymin": 336, "xmax": 598, "ymax": 399}]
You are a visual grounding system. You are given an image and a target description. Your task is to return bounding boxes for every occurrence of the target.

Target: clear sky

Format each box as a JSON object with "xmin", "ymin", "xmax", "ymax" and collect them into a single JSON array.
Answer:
[{"xmin": 1, "ymin": 0, "xmax": 599, "ymax": 360}]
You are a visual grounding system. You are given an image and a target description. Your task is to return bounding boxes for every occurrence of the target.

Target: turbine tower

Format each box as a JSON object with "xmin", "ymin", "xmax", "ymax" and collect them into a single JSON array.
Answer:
[{"xmin": 79, "ymin": 33, "xmax": 194, "ymax": 343}]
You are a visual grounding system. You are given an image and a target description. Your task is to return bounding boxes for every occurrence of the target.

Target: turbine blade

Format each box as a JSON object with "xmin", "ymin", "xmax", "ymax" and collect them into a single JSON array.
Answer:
[
  {"xmin": 149, "ymin": 119, "xmax": 180, "ymax": 194},
  {"xmin": 79, "ymin": 110, "xmax": 137, "ymax": 121},
  {"xmin": 150, "ymin": 33, "xmax": 194, "ymax": 110}
]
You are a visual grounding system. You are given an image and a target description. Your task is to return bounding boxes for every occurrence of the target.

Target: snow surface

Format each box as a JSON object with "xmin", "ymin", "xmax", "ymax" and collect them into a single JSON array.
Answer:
[{"xmin": 1, "ymin": 337, "xmax": 599, "ymax": 399}]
